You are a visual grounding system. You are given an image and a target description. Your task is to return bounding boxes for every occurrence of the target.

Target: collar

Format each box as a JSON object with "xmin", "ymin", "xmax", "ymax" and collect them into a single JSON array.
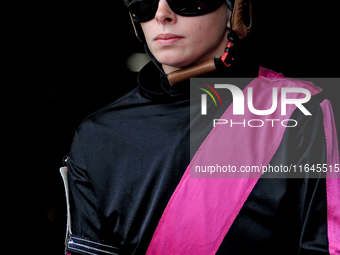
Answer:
[
  {"xmin": 137, "ymin": 44, "xmax": 260, "ymax": 101},
  {"xmin": 137, "ymin": 44, "xmax": 190, "ymax": 102}
]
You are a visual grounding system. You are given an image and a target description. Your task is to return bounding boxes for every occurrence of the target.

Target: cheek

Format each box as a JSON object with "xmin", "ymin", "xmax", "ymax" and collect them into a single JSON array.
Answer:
[
  {"xmin": 140, "ymin": 23, "xmax": 153, "ymax": 45},
  {"xmin": 183, "ymin": 17, "xmax": 224, "ymax": 49},
  {"xmin": 179, "ymin": 20, "xmax": 205, "ymax": 47}
]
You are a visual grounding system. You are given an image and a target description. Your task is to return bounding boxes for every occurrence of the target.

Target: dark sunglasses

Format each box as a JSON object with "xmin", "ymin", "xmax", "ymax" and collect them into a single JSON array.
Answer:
[{"xmin": 124, "ymin": 0, "xmax": 226, "ymax": 22}]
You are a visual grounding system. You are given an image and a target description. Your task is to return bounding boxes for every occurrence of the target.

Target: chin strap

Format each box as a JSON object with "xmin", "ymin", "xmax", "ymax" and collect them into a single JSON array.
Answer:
[{"xmin": 167, "ymin": 31, "xmax": 238, "ymax": 86}]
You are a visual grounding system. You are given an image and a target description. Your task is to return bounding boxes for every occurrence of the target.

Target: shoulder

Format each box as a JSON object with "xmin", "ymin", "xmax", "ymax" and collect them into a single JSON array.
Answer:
[
  {"xmin": 68, "ymin": 87, "xmax": 143, "ymax": 163},
  {"xmin": 74, "ymin": 87, "xmax": 144, "ymax": 135},
  {"xmin": 258, "ymin": 67, "xmax": 334, "ymax": 113}
]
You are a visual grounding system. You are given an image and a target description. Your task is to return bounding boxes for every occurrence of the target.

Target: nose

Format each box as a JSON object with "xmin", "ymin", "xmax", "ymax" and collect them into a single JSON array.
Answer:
[{"xmin": 155, "ymin": 0, "xmax": 177, "ymax": 24}]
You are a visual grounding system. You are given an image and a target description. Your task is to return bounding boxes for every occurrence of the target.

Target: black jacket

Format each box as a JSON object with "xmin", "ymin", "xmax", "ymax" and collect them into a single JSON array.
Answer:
[{"xmin": 66, "ymin": 51, "xmax": 333, "ymax": 254}]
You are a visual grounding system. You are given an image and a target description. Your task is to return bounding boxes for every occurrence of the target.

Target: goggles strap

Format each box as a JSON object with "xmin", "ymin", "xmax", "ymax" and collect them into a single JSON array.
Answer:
[
  {"xmin": 167, "ymin": 31, "xmax": 239, "ymax": 86},
  {"xmin": 215, "ymin": 30, "xmax": 238, "ymax": 68}
]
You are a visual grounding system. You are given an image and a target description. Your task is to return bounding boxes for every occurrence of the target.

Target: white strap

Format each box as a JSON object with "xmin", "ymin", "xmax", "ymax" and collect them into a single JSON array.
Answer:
[{"xmin": 60, "ymin": 166, "xmax": 72, "ymax": 246}]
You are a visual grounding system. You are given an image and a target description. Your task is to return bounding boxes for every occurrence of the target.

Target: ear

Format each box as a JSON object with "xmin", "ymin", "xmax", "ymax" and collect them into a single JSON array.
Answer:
[{"xmin": 230, "ymin": 0, "xmax": 252, "ymax": 40}]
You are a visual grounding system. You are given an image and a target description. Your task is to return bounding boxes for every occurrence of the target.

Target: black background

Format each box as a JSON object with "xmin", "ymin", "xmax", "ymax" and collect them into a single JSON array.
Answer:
[{"xmin": 12, "ymin": 1, "xmax": 339, "ymax": 253}]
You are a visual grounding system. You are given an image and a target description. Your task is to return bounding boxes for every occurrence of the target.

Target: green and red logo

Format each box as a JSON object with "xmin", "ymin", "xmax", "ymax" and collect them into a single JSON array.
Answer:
[{"xmin": 197, "ymin": 83, "xmax": 222, "ymax": 115}]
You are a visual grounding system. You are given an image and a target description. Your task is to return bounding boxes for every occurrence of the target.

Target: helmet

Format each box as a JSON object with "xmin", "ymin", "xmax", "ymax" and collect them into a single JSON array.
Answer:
[{"xmin": 226, "ymin": 0, "xmax": 252, "ymax": 40}]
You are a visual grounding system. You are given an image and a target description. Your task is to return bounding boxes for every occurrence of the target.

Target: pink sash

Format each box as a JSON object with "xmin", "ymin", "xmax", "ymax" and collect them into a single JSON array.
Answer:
[
  {"xmin": 320, "ymin": 100, "xmax": 340, "ymax": 255},
  {"xmin": 146, "ymin": 67, "xmax": 323, "ymax": 255}
]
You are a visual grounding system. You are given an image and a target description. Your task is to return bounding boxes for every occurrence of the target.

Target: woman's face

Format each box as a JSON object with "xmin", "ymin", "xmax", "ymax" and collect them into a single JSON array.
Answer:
[{"xmin": 140, "ymin": 0, "xmax": 231, "ymax": 73}]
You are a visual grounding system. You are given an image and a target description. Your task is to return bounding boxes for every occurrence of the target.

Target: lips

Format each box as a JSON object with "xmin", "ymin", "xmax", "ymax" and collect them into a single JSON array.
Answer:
[{"xmin": 154, "ymin": 33, "xmax": 184, "ymax": 46}]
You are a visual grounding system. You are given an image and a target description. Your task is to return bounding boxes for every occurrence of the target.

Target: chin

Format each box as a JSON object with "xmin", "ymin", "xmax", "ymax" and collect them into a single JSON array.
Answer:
[{"xmin": 155, "ymin": 52, "xmax": 194, "ymax": 69}]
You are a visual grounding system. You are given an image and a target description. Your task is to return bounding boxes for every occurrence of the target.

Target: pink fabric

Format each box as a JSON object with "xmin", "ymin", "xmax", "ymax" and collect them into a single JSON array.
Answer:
[
  {"xmin": 146, "ymin": 69, "xmax": 322, "ymax": 255},
  {"xmin": 259, "ymin": 66, "xmax": 285, "ymax": 79},
  {"xmin": 320, "ymin": 100, "xmax": 340, "ymax": 255}
]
